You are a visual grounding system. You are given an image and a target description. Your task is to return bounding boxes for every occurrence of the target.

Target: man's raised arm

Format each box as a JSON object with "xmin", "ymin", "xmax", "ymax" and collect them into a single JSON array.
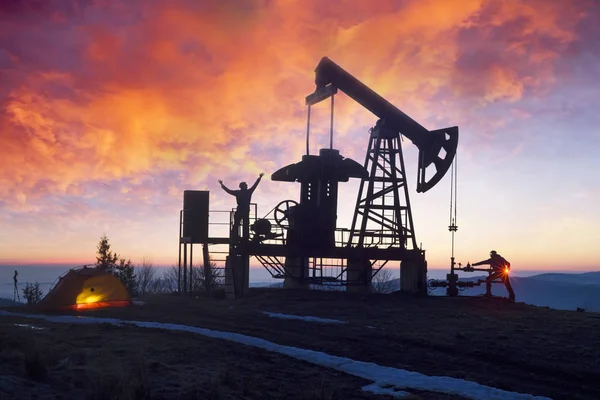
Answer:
[
  {"xmin": 249, "ymin": 172, "xmax": 264, "ymax": 193},
  {"xmin": 218, "ymin": 179, "xmax": 235, "ymax": 196}
]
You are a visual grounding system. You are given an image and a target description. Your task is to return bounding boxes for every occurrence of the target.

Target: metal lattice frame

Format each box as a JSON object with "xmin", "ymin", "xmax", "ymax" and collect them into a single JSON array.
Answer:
[{"xmin": 348, "ymin": 122, "xmax": 418, "ymax": 251}]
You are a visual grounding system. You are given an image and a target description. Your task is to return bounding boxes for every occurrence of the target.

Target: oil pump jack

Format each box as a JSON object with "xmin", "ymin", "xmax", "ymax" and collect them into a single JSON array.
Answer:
[
  {"xmin": 248, "ymin": 57, "xmax": 459, "ymax": 294},
  {"xmin": 179, "ymin": 57, "xmax": 459, "ymax": 298}
]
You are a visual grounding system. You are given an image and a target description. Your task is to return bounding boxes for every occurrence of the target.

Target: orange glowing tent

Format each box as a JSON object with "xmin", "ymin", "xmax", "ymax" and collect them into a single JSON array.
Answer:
[{"xmin": 37, "ymin": 266, "xmax": 132, "ymax": 311}]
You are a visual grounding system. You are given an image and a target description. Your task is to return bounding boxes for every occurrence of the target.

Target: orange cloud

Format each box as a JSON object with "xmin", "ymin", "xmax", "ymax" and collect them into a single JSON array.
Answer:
[{"xmin": 0, "ymin": 0, "xmax": 591, "ymax": 212}]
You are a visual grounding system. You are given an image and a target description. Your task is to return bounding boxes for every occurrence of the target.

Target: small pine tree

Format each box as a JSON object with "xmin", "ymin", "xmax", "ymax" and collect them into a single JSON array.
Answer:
[
  {"xmin": 96, "ymin": 234, "xmax": 119, "ymax": 270},
  {"xmin": 95, "ymin": 234, "xmax": 136, "ymax": 295},
  {"xmin": 114, "ymin": 258, "xmax": 136, "ymax": 295},
  {"xmin": 22, "ymin": 282, "xmax": 44, "ymax": 305}
]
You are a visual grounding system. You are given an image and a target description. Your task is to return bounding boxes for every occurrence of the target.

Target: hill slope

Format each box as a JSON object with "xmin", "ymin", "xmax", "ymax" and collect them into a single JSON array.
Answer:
[{"xmin": 3, "ymin": 289, "xmax": 598, "ymax": 399}]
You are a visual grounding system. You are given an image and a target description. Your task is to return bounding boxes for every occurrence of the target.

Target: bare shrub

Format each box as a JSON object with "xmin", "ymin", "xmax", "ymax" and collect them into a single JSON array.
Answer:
[
  {"xmin": 191, "ymin": 261, "xmax": 224, "ymax": 292},
  {"xmin": 372, "ymin": 268, "xmax": 397, "ymax": 294},
  {"xmin": 156, "ymin": 261, "xmax": 224, "ymax": 294},
  {"xmin": 136, "ymin": 265, "xmax": 181, "ymax": 294},
  {"xmin": 147, "ymin": 275, "xmax": 167, "ymax": 294},
  {"xmin": 135, "ymin": 259, "xmax": 156, "ymax": 296},
  {"xmin": 161, "ymin": 265, "xmax": 180, "ymax": 293}
]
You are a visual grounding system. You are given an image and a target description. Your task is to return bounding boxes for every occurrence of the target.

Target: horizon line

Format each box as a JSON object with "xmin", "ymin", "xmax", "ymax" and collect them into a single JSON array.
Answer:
[{"xmin": 0, "ymin": 262, "xmax": 597, "ymax": 273}]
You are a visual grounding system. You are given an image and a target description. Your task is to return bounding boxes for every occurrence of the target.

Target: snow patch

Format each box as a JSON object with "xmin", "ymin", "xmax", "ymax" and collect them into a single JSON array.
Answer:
[
  {"xmin": 0, "ymin": 311, "xmax": 551, "ymax": 400},
  {"xmin": 362, "ymin": 383, "xmax": 410, "ymax": 398},
  {"xmin": 13, "ymin": 323, "xmax": 45, "ymax": 330},
  {"xmin": 262, "ymin": 311, "xmax": 346, "ymax": 324}
]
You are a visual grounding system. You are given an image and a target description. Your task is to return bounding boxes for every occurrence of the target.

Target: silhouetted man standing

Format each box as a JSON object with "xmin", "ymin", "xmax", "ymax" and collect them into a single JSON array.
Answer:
[
  {"xmin": 219, "ymin": 173, "xmax": 264, "ymax": 241},
  {"xmin": 472, "ymin": 250, "xmax": 515, "ymax": 302}
]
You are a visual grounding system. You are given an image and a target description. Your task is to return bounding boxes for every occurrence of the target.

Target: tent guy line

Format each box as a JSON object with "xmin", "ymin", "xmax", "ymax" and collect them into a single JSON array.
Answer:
[{"xmin": 0, "ymin": 311, "xmax": 551, "ymax": 400}]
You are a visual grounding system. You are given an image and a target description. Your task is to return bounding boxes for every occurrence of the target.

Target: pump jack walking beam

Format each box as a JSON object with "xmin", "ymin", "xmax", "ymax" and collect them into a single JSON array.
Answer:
[{"xmin": 307, "ymin": 57, "xmax": 458, "ymax": 193}]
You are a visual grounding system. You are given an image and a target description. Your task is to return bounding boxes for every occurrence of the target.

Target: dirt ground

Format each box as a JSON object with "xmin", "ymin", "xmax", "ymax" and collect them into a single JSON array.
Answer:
[{"xmin": 2, "ymin": 288, "xmax": 600, "ymax": 399}]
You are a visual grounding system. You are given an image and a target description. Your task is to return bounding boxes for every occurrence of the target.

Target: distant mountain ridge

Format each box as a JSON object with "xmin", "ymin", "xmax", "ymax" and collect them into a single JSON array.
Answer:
[
  {"xmin": 431, "ymin": 272, "xmax": 600, "ymax": 312},
  {"xmin": 521, "ymin": 271, "xmax": 600, "ymax": 285}
]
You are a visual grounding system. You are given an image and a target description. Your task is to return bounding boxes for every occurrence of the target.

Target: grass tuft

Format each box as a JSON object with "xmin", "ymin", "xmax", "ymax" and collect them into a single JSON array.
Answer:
[
  {"xmin": 241, "ymin": 373, "xmax": 255, "ymax": 396},
  {"xmin": 87, "ymin": 372, "xmax": 126, "ymax": 400},
  {"xmin": 218, "ymin": 366, "xmax": 237, "ymax": 388},
  {"xmin": 24, "ymin": 348, "xmax": 47, "ymax": 381},
  {"xmin": 306, "ymin": 374, "xmax": 339, "ymax": 400},
  {"xmin": 0, "ymin": 329, "xmax": 48, "ymax": 381},
  {"xmin": 84, "ymin": 353, "xmax": 149, "ymax": 400}
]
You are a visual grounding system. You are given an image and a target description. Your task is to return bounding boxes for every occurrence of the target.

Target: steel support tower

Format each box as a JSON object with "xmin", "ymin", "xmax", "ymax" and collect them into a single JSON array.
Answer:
[{"xmin": 349, "ymin": 119, "xmax": 417, "ymax": 251}]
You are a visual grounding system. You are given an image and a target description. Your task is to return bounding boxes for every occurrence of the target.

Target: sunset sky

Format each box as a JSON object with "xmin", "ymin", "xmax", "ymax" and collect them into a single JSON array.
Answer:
[{"xmin": 1, "ymin": 0, "xmax": 599, "ymax": 274}]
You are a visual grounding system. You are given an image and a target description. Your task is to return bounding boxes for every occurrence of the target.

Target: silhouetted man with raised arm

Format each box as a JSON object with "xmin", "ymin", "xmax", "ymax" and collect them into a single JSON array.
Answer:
[
  {"xmin": 219, "ymin": 173, "xmax": 264, "ymax": 241},
  {"xmin": 472, "ymin": 250, "xmax": 515, "ymax": 302}
]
